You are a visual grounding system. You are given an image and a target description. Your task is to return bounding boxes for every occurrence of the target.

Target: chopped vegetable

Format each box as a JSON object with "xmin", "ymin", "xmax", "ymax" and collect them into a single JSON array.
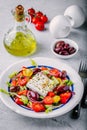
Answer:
[
  {"xmin": 49, "ymin": 68, "xmax": 61, "ymax": 77},
  {"xmin": 43, "ymin": 96, "xmax": 53, "ymax": 105},
  {"xmin": 20, "ymin": 95, "xmax": 29, "ymax": 105},
  {"xmin": 30, "ymin": 59, "xmax": 38, "ymax": 66},
  {"xmin": 0, "ymin": 88, "xmax": 9, "ymax": 95},
  {"xmin": 53, "ymin": 95, "xmax": 60, "ymax": 104},
  {"xmin": 17, "ymin": 90, "xmax": 28, "ymax": 96},
  {"xmin": 15, "ymin": 97, "xmax": 24, "ymax": 105},
  {"xmin": 23, "ymin": 68, "xmax": 33, "ymax": 77},
  {"xmin": 32, "ymin": 102, "xmax": 45, "ymax": 112},
  {"xmin": 45, "ymin": 105, "xmax": 52, "ymax": 113},
  {"xmin": 47, "ymin": 91, "xmax": 55, "ymax": 97},
  {"xmin": 9, "ymin": 72, "xmax": 17, "ymax": 78},
  {"xmin": 60, "ymin": 91, "xmax": 72, "ymax": 104}
]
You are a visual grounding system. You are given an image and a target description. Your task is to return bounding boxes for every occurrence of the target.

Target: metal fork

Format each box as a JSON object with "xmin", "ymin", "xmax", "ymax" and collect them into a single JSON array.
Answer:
[
  {"xmin": 71, "ymin": 59, "xmax": 87, "ymax": 119},
  {"xmin": 79, "ymin": 60, "xmax": 87, "ymax": 78},
  {"xmin": 79, "ymin": 59, "xmax": 87, "ymax": 108}
]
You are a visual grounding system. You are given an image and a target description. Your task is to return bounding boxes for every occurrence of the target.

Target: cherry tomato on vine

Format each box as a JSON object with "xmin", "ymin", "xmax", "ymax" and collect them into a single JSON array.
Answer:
[
  {"xmin": 35, "ymin": 21, "xmax": 44, "ymax": 31},
  {"xmin": 41, "ymin": 15, "xmax": 48, "ymax": 23},
  {"xmin": 28, "ymin": 8, "xmax": 35, "ymax": 16},
  {"xmin": 27, "ymin": 8, "xmax": 48, "ymax": 31},
  {"xmin": 32, "ymin": 16, "xmax": 41, "ymax": 24},
  {"xmin": 36, "ymin": 11, "xmax": 43, "ymax": 17}
]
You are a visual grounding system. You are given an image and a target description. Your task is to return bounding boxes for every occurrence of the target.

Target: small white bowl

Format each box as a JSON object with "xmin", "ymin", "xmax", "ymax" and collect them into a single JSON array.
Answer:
[{"xmin": 51, "ymin": 38, "xmax": 79, "ymax": 59}]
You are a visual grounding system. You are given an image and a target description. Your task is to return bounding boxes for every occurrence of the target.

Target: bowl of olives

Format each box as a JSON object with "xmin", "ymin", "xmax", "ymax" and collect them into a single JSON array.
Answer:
[{"xmin": 51, "ymin": 38, "xmax": 79, "ymax": 59}]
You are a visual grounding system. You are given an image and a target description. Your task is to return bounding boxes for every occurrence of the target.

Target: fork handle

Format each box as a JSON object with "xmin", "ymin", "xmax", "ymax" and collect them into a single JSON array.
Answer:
[
  {"xmin": 71, "ymin": 103, "xmax": 81, "ymax": 119},
  {"xmin": 81, "ymin": 86, "xmax": 87, "ymax": 108}
]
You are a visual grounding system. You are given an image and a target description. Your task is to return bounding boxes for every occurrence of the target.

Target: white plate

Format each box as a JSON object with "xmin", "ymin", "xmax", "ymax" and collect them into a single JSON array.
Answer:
[{"xmin": 0, "ymin": 57, "xmax": 83, "ymax": 118}]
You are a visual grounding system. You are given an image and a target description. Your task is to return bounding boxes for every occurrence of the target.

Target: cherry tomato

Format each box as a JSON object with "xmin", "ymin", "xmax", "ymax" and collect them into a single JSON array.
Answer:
[
  {"xmin": 28, "ymin": 8, "xmax": 35, "ymax": 16},
  {"xmin": 35, "ymin": 21, "xmax": 44, "ymax": 31},
  {"xmin": 41, "ymin": 15, "xmax": 48, "ymax": 23},
  {"xmin": 47, "ymin": 91, "xmax": 55, "ymax": 97},
  {"xmin": 17, "ymin": 77, "xmax": 28, "ymax": 86},
  {"xmin": 60, "ymin": 91, "xmax": 72, "ymax": 104},
  {"xmin": 43, "ymin": 96, "xmax": 53, "ymax": 105},
  {"xmin": 15, "ymin": 97, "xmax": 23, "ymax": 105},
  {"xmin": 49, "ymin": 68, "xmax": 61, "ymax": 77},
  {"xmin": 36, "ymin": 11, "xmax": 43, "ymax": 17},
  {"xmin": 32, "ymin": 16, "xmax": 41, "ymax": 24},
  {"xmin": 32, "ymin": 102, "xmax": 45, "ymax": 112}
]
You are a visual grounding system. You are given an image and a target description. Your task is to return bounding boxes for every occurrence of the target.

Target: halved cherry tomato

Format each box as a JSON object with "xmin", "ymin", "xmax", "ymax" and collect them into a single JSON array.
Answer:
[
  {"xmin": 17, "ymin": 77, "xmax": 28, "ymax": 86},
  {"xmin": 35, "ymin": 21, "xmax": 44, "ymax": 31},
  {"xmin": 47, "ymin": 91, "xmax": 55, "ymax": 97},
  {"xmin": 41, "ymin": 15, "xmax": 48, "ymax": 23},
  {"xmin": 60, "ymin": 91, "xmax": 72, "ymax": 104},
  {"xmin": 17, "ymin": 90, "xmax": 28, "ymax": 96},
  {"xmin": 49, "ymin": 68, "xmax": 61, "ymax": 77},
  {"xmin": 43, "ymin": 96, "xmax": 53, "ymax": 105},
  {"xmin": 15, "ymin": 97, "xmax": 23, "ymax": 105},
  {"xmin": 32, "ymin": 102, "xmax": 45, "ymax": 112}
]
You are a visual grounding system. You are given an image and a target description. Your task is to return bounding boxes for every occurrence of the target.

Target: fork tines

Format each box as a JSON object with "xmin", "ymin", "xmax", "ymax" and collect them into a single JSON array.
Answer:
[{"xmin": 79, "ymin": 60, "xmax": 87, "ymax": 78}]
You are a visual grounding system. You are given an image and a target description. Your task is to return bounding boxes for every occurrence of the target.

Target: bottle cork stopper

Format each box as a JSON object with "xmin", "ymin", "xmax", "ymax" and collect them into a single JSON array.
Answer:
[{"xmin": 15, "ymin": 5, "xmax": 24, "ymax": 22}]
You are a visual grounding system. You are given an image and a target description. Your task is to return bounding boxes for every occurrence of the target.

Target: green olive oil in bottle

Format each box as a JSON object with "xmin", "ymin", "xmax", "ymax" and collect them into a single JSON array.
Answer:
[{"xmin": 3, "ymin": 5, "xmax": 37, "ymax": 56}]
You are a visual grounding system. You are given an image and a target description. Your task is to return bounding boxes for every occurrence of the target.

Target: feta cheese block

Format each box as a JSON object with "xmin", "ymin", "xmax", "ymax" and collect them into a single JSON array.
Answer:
[{"xmin": 26, "ymin": 72, "xmax": 57, "ymax": 97}]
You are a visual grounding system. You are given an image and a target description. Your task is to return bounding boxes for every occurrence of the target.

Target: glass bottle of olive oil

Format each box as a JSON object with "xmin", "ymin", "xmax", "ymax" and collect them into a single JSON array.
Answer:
[{"xmin": 3, "ymin": 5, "xmax": 37, "ymax": 56}]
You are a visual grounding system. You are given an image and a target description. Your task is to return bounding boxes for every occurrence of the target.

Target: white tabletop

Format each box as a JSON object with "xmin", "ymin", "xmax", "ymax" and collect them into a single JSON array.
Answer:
[{"xmin": 0, "ymin": 0, "xmax": 87, "ymax": 130}]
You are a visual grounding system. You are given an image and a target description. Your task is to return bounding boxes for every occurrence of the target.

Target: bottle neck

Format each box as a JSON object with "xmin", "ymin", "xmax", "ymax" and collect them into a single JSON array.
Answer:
[{"xmin": 13, "ymin": 20, "xmax": 26, "ymax": 30}]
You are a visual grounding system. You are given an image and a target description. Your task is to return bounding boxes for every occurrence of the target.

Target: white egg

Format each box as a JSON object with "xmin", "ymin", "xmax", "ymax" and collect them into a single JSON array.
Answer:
[
  {"xmin": 64, "ymin": 5, "xmax": 85, "ymax": 28},
  {"xmin": 49, "ymin": 15, "xmax": 71, "ymax": 38}
]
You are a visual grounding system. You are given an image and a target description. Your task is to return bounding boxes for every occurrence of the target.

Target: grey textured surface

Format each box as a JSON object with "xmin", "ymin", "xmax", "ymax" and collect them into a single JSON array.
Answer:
[{"xmin": 0, "ymin": 0, "xmax": 87, "ymax": 130}]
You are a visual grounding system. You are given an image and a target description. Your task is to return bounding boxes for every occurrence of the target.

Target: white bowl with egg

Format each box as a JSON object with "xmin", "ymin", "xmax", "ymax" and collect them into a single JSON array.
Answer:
[{"xmin": 51, "ymin": 38, "xmax": 79, "ymax": 59}]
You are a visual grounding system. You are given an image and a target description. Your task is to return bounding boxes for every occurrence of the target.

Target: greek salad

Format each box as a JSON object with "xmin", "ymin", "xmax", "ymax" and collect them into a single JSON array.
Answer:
[{"xmin": 5, "ymin": 63, "xmax": 74, "ymax": 113}]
